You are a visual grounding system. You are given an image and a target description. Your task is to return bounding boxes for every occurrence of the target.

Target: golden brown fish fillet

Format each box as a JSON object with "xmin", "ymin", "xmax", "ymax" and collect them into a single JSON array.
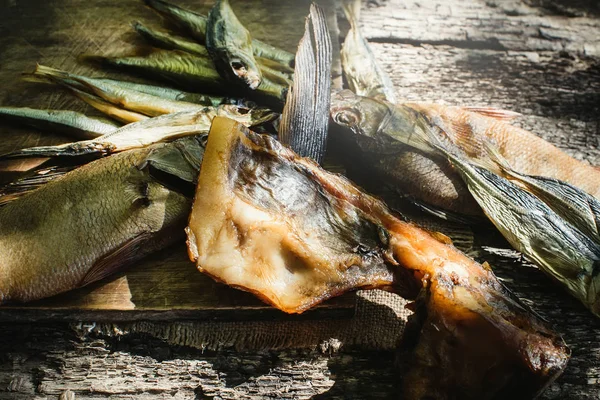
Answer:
[{"xmin": 186, "ymin": 117, "xmax": 569, "ymax": 399}]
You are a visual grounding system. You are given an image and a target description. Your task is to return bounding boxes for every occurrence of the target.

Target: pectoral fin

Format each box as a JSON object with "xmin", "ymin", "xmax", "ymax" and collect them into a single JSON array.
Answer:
[
  {"xmin": 79, "ymin": 232, "xmax": 152, "ymax": 288},
  {"xmin": 462, "ymin": 106, "xmax": 522, "ymax": 121}
]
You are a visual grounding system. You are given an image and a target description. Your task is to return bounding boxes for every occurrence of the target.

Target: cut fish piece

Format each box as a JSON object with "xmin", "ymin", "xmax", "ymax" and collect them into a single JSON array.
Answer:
[{"xmin": 186, "ymin": 117, "xmax": 568, "ymax": 399}]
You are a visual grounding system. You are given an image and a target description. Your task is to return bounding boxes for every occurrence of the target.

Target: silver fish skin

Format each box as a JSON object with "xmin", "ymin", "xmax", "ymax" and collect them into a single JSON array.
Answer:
[
  {"xmin": 0, "ymin": 106, "xmax": 277, "ymax": 159},
  {"xmin": 0, "ymin": 136, "xmax": 206, "ymax": 304},
  {"xmin": 0, "ymin": 107, "xmax": 119, "ymax": 139},
  {"xmin": 341, "ymin": 0, "xmax": 396, "ymax": 102}
]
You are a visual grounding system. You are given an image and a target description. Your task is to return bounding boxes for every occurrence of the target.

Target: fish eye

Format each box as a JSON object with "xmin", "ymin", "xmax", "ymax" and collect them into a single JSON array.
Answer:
[{"xmin": 334, "ymin": 109, "xmax": 361, "ymax": 127}]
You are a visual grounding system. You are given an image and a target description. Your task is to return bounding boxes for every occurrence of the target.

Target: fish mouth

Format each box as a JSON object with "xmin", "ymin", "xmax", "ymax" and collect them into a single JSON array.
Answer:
[{"xmin": 230, "ymin": 59, "xmax": 261, "ymax": 90}]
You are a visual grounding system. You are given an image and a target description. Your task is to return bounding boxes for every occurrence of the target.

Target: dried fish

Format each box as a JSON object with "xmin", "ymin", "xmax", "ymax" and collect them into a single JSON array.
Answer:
[
  {"xmin": 330, "ymin": 90, "xmax": 600, "ymax": 216},
  {"xmin": 341, "ymin": 0, "xmax": 396, "ymax": 102},
  {"xmin": 132, "ymin": 20, "xmax": 210, "ymax": 57},
  {"xmin": 83, "ymin": 50, "xmax": 288, "ymax": 107},
  {"xmin": 0, "ymin": 136, "xmax": 205, "ymax": 303},
  {"xmin": 0, "ymin": 106, "xmax": 276, "ymax": 159},
  {"xmin": 206, "ymin": 0, "xmax": 262, "ymax": 89},
  {"xmin": 143, "ymin": 0, "xmax": 294, "ymax": 67},
  {"xmin": 30, "ymin": 65, "xmax": 207, "ymax": 117},
  {"xmin": 0, "ymin": 107, "xmax": 119, "ymax": 139},
  {"xmin": 185, "ymin": 117, "xmax": 569, "ymax": 399}
]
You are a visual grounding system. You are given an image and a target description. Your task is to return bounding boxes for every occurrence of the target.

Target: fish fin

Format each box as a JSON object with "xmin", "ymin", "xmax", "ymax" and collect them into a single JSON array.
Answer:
[
  {"xmin": 461, "ymin": 106, "xmax": 522, "ymax": 121},
  {"xmin": 278, "ymin": 3, "xmax": 332, "ymax": 164},
  {"xmin": 79, "ymin": 232, "xmax": 152, "ymax": 287},
  {"xmin": 0, "ymin": 166, "xmax": 75, "ymax": 206},
  {"xmin": 408, "ymin": 197, "xmax": 485, "ymax": 225},
  {"xmin": 342, "ymin": 0, "xmax": 361, "ymax": 27},
  {"xmin": 428, "ymin": 230, "xmax": 453, "ymax": 245},
  {"xmin": 528, "ymin": 237, "xmax": 587, "ymax": 281},
  {"xmin": 0, "ymin": 141, "xmax": 113, "ymax": 160}
]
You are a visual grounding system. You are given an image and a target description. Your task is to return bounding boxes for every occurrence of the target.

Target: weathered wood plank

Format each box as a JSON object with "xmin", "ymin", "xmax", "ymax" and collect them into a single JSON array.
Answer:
[{"xmin": 359, "ymin": 0, "xmax": 600, "ymax": 55}]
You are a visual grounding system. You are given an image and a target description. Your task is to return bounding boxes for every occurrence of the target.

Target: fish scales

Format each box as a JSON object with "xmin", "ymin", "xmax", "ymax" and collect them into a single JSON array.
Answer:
[{"xmin": 0, "ymin": 145, "xmax": 192, "ymax": 303}]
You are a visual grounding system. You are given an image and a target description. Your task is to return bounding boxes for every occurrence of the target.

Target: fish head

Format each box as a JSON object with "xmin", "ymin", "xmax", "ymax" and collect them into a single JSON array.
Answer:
[
  {"xmin": 227, "ymin": 51, "xmax": 262, "ymax": 90},
  {"xmin": 330, "ymin": 90, "xmax": 389, "ymax": 139},
  {"xmin": 218, "ymin": 104, "xmax": 278, "ymax": 127}
]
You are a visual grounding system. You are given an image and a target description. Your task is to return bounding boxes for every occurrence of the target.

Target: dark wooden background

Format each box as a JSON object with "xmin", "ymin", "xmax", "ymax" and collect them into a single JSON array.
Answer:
[{"xmin": 1, "ymin": 0, "xmax": 599, "ymax": 398}]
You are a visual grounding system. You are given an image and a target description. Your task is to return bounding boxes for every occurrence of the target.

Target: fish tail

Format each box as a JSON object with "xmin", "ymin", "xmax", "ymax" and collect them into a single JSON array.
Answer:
[
  {"xmin": 278, "ymin": 3, "xmax": 332, "ymax": 164},
  {"xmin": 342, "ymin": 0, "xmax": 361, "ymax": 27},
  {"xmin": 0, "ymin": 142, "xmax": 111, "ymax": 160}
]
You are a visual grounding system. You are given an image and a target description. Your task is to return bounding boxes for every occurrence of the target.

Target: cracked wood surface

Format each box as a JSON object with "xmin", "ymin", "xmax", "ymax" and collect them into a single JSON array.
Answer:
[{"xmin": 1, "ymin": 0, "xmax": 600, "ymax": 399}]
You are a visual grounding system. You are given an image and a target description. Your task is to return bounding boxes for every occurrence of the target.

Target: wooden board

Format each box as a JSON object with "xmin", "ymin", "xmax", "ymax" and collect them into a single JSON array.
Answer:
[{"xmin": 0, "ymin": 0, "xmax": 354, "ymax": 321}]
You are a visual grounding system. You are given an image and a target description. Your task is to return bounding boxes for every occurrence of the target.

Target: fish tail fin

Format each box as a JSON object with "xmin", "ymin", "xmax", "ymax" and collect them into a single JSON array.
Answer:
[
  {"xmin": 78, "ymin": 54, "xmax": 111, "ymax": 68},
  {"xmin": 0, "ymin": 141, "xmax": 111, "ymax": 161},
  {"xmin": 279, "ymin": 3, "xmax": 332, "ymax": 164},
  {"xmin": 342, "ymin": 0, "xmax": 361, "ymax": 27},
  {"xmin": 480, "ymin": 141, "xmax": 518, "ymax": 177}
]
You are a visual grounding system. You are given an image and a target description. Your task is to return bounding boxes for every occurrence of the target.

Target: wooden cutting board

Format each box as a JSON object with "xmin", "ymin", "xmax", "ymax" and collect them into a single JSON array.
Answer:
[{"xmin": 0, "ymin": 0, "xmax": 354, "ymax": 321}]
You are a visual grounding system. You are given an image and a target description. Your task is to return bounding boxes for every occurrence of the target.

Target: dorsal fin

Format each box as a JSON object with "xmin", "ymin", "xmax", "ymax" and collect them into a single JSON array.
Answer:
[{"xmin": 462, "ymin": 106, "xmax": 521, "ymax": 121}]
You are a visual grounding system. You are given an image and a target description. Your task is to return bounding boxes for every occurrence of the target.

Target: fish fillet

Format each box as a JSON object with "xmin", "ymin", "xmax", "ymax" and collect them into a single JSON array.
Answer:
[{"xmin": 186, "ymin": 117, "xmax": 569, "ymax": 399}]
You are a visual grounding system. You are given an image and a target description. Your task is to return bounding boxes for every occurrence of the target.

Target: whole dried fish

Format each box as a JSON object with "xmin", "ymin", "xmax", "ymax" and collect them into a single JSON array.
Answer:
[
  {"xmin": 143, "ymin": 0, "xmax": 295, "ymax": 67},
  {"xmin": 330, "ymin": 90, "xmax": 600, "ymax": 216},
  {"xmin": 30, "ymin": 65, "xmax": 208, "ymax": 117},
  {"xmin": 376, "ymin": 108, "xmax": 600, "ymax": 316},
  {"xmin": 206, "ymin": 0, "xmax": 262, "ymax": 89},
  {"xmin": 0, "ymin": 136, "xmax": 205, "ymax": 303},
  {"xmin": 83, "ymin": 50, "xmax": 288, "ymax": 108},
  {"xmin": 132, "ymin": 20, "xmax": 210, "ymax": 57},
  {"xmin": 0, "ymin": 107, "xmax": 119, "ymax": 139},
  {"xmin": 0, "ymin": 106, "xmax": 276, "ymax": 159},
  {"xmin": 186, "ymin": 117, "xmax": 569, "ymax": 399},
  {"xmin": 82, "ymin": 50, "xmax": 224, "ymax": 92},
  {"xmin": 341, "ymin": 0, "xmax": 396, "ymax": 102}
]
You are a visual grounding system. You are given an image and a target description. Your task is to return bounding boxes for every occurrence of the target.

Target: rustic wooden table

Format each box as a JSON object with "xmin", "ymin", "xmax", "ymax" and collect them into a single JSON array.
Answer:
[{"xmin": 0, "ymin": 0, "xmax": 599, "ymax": 398}]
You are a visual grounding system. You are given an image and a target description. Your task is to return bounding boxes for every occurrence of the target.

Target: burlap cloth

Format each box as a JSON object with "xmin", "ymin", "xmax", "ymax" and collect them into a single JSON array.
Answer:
[{"xmin": 88, "ymin": 218, "xmax": 474, "ymax": 353}]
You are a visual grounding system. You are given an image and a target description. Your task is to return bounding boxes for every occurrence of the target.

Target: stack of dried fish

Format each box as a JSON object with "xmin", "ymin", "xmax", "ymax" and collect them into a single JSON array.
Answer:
[
  {"xmin": 0, "ymin": 0, "xmax": 293, "ymax": 299},
  {"xmin": 331, "ymin": 1, "xmax": 600, "ymax": 317},
  {"xmin": 2, "ymin": 0, "xmax": 598, "ymax": 398}
]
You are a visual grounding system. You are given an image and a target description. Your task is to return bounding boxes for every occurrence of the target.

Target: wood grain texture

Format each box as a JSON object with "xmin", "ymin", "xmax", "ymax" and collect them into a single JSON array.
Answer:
[{"xmin": 0, "ymin": 0, "xmax": 600, "ymax": 398}]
